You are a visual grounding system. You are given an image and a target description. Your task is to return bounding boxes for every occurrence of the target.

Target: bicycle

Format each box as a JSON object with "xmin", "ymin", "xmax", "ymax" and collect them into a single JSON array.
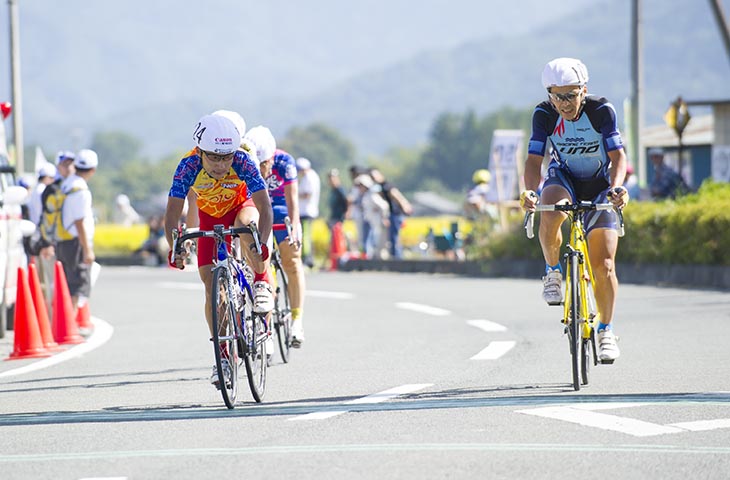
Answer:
[
  {"xmin": 524, "ymin": 200, "xmax": 624, "ymax": 391},
  {"xmin": 172, "ymin": 222, "xmax": 269, "ymax": 408},
  {"xmin": 271, "ymin": 217, "xmax": 294, "ymax": 363}
]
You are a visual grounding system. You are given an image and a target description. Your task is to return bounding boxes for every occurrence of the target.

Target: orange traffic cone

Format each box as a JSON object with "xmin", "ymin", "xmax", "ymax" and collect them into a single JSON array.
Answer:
[
  {"xmin": 52, "ymin": 261, "xmax": 84, "ymax": 345},
  {"xmin": 329, "ymin": 222, "xmax": 347, "ymax": 271},
  {"xmin": 28, "ymin": 263, "xmax": 62, "ymax": 352},
  {"xmin": 76, "ymin": 300, "xmax": 92, "ymax": 331},
  {"xmin": 6, "ymin": 268, "xmax": 51, "ymax": 360}
]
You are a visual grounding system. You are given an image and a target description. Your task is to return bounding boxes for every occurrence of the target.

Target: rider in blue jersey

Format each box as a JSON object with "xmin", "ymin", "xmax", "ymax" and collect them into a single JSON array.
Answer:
[
  {"xmin": 520, "ymin": 58, "xmax": 629, "ymax": 363},
  {"xmin": 244, "ymin": 126, "xmax": 307, "ymax": 348}
]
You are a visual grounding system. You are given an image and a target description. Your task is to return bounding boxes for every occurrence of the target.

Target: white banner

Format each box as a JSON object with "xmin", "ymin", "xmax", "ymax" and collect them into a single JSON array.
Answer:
[
  {"xmin": 486, "ymin": 129, "xmax": 524, "ymax": 203},
  {"xmin": 711, "ymin": 145, "xmax": 730, "ymax": 182}
]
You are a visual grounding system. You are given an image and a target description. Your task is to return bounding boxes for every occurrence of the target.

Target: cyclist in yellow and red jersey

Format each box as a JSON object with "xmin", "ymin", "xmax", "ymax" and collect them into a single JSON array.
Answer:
[
  {"xmin": 244, "ymin": 126, "xmax": 307, "ymax": 348},
  {"xmin": 164, "ymin": 114, "xmax": 274, "ymax": 386}
]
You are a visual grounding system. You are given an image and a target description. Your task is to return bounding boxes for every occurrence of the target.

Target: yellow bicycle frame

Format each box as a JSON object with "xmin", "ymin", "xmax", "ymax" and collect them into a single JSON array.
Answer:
[{"xmin": 562, "ymin": 213, "xmax": 599, "ymax": 340}]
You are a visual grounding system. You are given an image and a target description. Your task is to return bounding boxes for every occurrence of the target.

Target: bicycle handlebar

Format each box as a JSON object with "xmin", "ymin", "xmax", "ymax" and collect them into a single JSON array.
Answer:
[
  {"xmin": 523, "ymin": 201, "xmax": 625, "ymax": 239},
  {"xmin": 171, "ymin": 222, "xmax": 261, "ymax": 259}
]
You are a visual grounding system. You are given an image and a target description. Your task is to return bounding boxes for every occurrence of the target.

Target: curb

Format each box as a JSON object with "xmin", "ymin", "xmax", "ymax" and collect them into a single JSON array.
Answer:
[{"xmin": 340, "ymin": 258, "xmax": 730, "ymax": 291}]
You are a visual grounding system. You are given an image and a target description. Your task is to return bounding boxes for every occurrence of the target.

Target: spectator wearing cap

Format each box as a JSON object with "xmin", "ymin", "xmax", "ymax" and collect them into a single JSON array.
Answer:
[
  {"xmin": 354, "ymin": 173, "xmax": 390, "ymax": 259},
  {"xmin": 369, "ymin": 168, "xmax": 412, "ymax": 259},
  {"xmin": 648, "ymin": 147, "xmax": 689, "ymax": 199},
  {"xmin": 57, "ymin": 148, "xmax": 98, "ymax": 319},
  {"xmin": 296, "ymin": 157, "xmax": 320, "ymax": 268},
  {"xmin": 28, "ymin": 163, "xmax": 58, "ymax": 225},
  {"xmin": 37, "ymin": 151, "xmax": 77, "ymax": 261}
]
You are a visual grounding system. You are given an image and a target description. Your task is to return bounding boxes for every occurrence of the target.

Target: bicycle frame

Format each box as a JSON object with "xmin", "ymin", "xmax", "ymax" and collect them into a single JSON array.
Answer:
[{"xmin": 562, "ymin": 213, "xmax": 597, "ymax": 343}]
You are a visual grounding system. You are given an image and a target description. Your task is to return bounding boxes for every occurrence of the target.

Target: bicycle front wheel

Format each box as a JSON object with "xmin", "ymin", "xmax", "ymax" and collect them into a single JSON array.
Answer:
[
  {"xmin": 567, "ymin": 253, "xmax": 581, "ymax": 391},
  {"xmin": 273, "ymin": 259, "xmax": 292, "ymax": 363},
  {"xmin": 581, "ymin": 328, "xmax": 594, "ymax": 386},
  {"xmin": 211, "ymin": 266, "xmax": 240, "ymax": 409}
]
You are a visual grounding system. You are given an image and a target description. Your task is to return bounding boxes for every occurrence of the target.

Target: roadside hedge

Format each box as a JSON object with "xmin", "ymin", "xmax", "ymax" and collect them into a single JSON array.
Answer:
[{"xmin": 467, "ymin": 180, "xmax": 730, "ymax": 266}]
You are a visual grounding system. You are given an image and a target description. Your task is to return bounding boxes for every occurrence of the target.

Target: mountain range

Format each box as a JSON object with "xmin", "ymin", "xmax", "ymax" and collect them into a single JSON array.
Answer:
[{"xmin": 1, "ymin": 0, "xmax": 729, "ymax": 161}]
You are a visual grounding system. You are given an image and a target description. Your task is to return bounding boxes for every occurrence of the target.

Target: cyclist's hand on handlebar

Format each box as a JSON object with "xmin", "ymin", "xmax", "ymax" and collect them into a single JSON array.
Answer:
[
  {"xmin": 519, "ymin": 190, "xmax": 539, "ymax": 212},
  {"xmin": 168, "ymin": 249, "xmax": 187, "ymax": 270},
  {"xmin": 608, "ymin": 186, "xmax": 629, "ymax": 209}
]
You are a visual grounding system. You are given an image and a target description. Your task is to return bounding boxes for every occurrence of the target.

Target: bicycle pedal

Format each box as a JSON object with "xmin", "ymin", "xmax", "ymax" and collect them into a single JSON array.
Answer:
[{"xmin": 600, "ymin": 359, "xmax": 615, "ymax": 365}]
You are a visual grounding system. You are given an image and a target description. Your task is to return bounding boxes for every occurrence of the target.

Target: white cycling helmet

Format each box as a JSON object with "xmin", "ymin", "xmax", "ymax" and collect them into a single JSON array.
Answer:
[
  {"xmin": 193, "ymin": 114, "xmax": 239, "ymax": 155},
  {"xmin": 541, "ymin": 57, "xmax": 589, "ymax": 90},
  {"xmin": 243, "ymin": 126, "xmax": 277, "ymax": 163},
  {"xmin": 211, "ymin": 109, "xmax": 246, "ymax": 147}
]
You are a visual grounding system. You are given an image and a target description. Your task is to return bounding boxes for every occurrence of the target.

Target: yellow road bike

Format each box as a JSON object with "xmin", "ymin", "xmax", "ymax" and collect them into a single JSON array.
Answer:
[{"xmin": 525, "ymin": 201, "xmax": 624, "ymax": 391}]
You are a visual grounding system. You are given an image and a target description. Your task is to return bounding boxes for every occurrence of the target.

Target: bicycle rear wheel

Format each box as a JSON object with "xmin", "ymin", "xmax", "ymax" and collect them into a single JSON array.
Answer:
[
  {"xmin": 567, "ymin": 253, "xmax": 581, "ymax": 391},
  {"xmin": 273, "ymin": 259, "xmax": 292, "ymax": 363},
  {"xmin": 242, "ymin": 303, "xmax": 268, "ymax": 403},
  {"xmin": 211, "ymin": 266, "xmax": 240, "ymax": 409}
]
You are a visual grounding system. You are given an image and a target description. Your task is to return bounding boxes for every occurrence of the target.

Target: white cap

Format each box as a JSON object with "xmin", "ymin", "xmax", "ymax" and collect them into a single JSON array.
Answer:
[
  {"xmin": 541, "ymin": 57, "xmax": 589, "ymax": 90},
  {"xmin": 55, "ymin": 150, "xmax": 75, "ymax": 165},
  {"xmin": 243, "ymin": 126, "xmax": 277, "ymax": 163},
  {"xmin": 296, "ymin": 157, "xmax": 311, "ymax": 170},
  {"xmin": 193, "ymin": 114, "xmax": 239, "ymax": 155},
  {"xmin": 37, "ymin": 163, "xmax": 57, "ymax": 178},
  {"xmin": 75, "ymin": 149, "xmax": 99, "ymax": 169},
  {"xmin": 211, "ymin": 109, "xmax": 246, "ymax": 147},
  {"xmin": 354, "ymin": 174, "xmax": 373, "ymax": 189}
]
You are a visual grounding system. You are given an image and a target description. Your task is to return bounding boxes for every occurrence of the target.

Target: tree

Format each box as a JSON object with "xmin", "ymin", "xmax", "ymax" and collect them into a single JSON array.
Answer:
[
  {"xmin": 278, "ymin": 123, "xmax": 356, "ymax": 175},
  {"xmin": 91, "ymin": 131, "xmax": 143, "ymax": 171}
]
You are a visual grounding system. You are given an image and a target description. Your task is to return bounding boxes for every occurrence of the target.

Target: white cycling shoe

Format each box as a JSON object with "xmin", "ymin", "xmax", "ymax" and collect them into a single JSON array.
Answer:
[
  {"xmin": 210, "ymin": 358, "xmax": 232, "ymax": 389},
  {"xmin": 291, "ymin": 319, "xmax": 305, "ymax": 348},
  {"xmin": 542, "ymin": 270, "xmax": 563, "ymax": 306},
  {"xmin": 597, "ymin": 329, "xmax": 620, "ymax": 363},
  {"xmin": 253, "ymin": 281, "xmax": 274, "ymax": 313}
]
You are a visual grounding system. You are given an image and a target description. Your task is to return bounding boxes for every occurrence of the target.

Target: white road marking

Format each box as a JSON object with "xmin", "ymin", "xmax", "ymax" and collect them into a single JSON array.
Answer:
[
  {"xmin": 158, "ymin": 281, "xmax": 203, "ymax": 290},
  {"xmin": 467, "ymin": 319, "xmax": 507, "ymax": 332},
  {"xmin": 79, "ymin": 477, "xmax": 128, "ymax": 480},
  {"xmin": 290, "ymin": 383, "xmax": 432, "ymax": 421},
  {"xmin": 0, "ymin": 318, "xmax": 113, "ymax": 378},
  {"xmin": 470, "ymin": 341, "xmax": 516, "ymax": 360},
  {"xmin": 669, "ymin": 418, "xmax": 730, "ymax": 432},
  {"xmin": 395, "ymin": 302, "xmax": 451, "ymax": 316},
  {"xmin": 307, "ymin": 290, "xmax": 355, "ymax": 299},
  {"xmin": 517, "ymin": 405, "xmax": 685, "ymax": 437}
]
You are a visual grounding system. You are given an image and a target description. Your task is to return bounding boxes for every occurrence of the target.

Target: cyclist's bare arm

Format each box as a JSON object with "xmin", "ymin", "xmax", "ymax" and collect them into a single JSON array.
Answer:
[
  {"xmin": 284, "ymin": 180, "xmax": 302, "ymax": 247},
  {"xmin": 607, "ymin": 148, "xmax": 630, "ymax": 208},
  {"xmin": 164, "ymin": 196, "xmax": 186, "ymax": 249},
  {"xmin": 520, "ymin": 153, "xmax": 545, "ymax": 211},
  {"xmin": 250, "ymin": 189, "xmax": 273, "ymax": 247}
]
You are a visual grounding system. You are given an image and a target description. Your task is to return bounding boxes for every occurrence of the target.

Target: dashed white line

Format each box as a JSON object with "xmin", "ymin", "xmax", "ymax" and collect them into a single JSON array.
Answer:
[
  {"xmin": 467, "ymin": 319, "xmax": 507, "ymax": 332},
  {"xmin": 395, "ymin": 302, "xmax": 451, "ymax": 316},
  {"xmin": 307, "ymin": 290, "xmax": 355, "ymax": 299},
  {"xmin": 470, "ymin": 341, "xmax": 516, "ymax": 360},
  {"xmin": 290, "ymin": 383, "xmax": 433, "ymax": 421}
]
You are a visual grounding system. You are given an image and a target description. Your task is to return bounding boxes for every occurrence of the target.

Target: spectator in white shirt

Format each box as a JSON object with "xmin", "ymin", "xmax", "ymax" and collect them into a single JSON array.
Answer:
[{"xmin": 296, "ymin": 157, "xmax": 320, "ymax": 268}]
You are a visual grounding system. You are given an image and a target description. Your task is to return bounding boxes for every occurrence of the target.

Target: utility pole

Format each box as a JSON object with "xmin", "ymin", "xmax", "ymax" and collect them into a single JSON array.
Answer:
[
  {"xmin": 630, "ymin": 0, "xmax": 644, "ymax": 187},
  {"xmin": 8, "ymin": 0, "xmax": 24, "ymax": 173},
  {"xmin": 709, "ymin": 0, "xmax": 730, "ymax": 64}
]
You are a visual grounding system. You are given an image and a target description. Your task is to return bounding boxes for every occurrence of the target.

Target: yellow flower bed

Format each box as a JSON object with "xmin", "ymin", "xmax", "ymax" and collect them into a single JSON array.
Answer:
[{"xmin": 94, "ymin": 216, "xmax": 474, "ymax": 257}]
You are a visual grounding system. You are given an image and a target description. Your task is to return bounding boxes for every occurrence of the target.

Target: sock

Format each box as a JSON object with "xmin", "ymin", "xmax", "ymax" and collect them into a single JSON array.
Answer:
[
  {"xmin": 545, "ymin": 263, "xmax": 562, "ymax": 275},
  {"xmin": 292, "ymin": 308, "xmax": 302, "ymax": 321},
  {"xmin": 254, "ymin": 270, "xmax": 269, "ymax": 283},
  {"xmin": 597, "ymin": 322, "xmax": 612, "ymax": 333}
]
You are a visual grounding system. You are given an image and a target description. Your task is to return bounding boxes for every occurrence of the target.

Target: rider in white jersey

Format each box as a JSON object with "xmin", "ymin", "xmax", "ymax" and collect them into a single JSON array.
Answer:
[{"xmin": 519, "ymin": 58, "xmax": 629, "ymax": 363}]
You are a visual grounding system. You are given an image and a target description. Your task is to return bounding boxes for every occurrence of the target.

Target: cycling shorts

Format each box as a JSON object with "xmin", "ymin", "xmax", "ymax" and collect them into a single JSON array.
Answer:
[
  {"xmin": 542, "ymin": 166, "xmax": 619, "ymax": 234},
  {"xmin": 272, "ymin": 204, "xmax": 290, "ymax": 244},
  {"xmin": 196, "ymin": 198, "xmax": 255, "ymax": 267}
]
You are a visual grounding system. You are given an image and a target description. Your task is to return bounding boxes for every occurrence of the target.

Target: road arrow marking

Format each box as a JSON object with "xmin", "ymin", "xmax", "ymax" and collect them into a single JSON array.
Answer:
[{"xmin": 467, "ymin": 320, "xmax": 507, "ymax": 332}]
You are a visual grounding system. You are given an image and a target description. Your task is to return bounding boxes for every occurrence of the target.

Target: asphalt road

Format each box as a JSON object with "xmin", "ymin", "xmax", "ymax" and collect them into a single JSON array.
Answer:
[{"xmin": 1, "ymin": 266, "xmax": 729, "ymax": 480}]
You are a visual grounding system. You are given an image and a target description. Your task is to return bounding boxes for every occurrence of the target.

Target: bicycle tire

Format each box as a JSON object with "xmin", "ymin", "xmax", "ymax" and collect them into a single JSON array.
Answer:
[
  {"xmin": 581, "ymin": 329, "xmax": 593, "ymax": 385},
  {"xmin": 273, "ymin": 257, "xmax": 293, "ymax": 363},
  {"xmin": 242, "ymin": 306, "xmax": 267, "ymax": 403},
  {"xmin": 568, "ymin": 253, "xmax": 581, "ymax": 391},
  {"xmin": 211, "ymin": 266, "xmax": 240, "ymax": 409}
]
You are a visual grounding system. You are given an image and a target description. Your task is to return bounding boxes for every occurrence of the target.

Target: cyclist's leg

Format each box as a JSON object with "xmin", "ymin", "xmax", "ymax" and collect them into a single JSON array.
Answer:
[
  {"xmin": 235, "ymin": 200, "xmax": 274, "ymax": 313},
  {"xmin": 537, "ymin": 180, "xmax": 570, "ymax": 305},
  {"xmin": 273, "ymin": 210, "xmax": 306, "ymax": 345},
  {"xmin": 586, "ymin": 206, "xmax": 621, "ymax": 362}
]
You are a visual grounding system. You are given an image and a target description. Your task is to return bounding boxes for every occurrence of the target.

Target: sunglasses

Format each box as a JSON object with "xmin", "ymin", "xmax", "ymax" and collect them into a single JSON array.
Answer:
[
  {"xmin": 203, "ymin": 151, "xmax": 235, "ymax": 163},
  {"xmin": 549, "ymin": 91, "xmax": 582, "ymax": 103}
]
